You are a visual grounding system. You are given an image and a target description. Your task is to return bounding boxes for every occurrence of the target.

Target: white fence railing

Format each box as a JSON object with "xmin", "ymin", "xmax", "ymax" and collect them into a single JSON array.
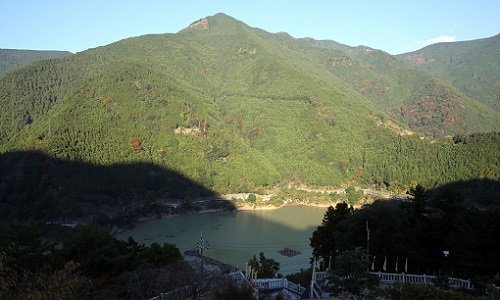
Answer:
[
  {"xmin": 255, "ymin": 278, "xmax": 306, "ymax": 295},
  {"xmin": 372, "ymin": 271, "xmax": 473, "ymax": 289},
  {"xmin": 315, "ymin": 271, "xmax": 473, "ymax": 289},
  {"xmin": 149, "ymin": 270, "xmax": 474, "ymax": 300},
  {"xmin": 315, "ymin": 271, "xmax": 329, "ymax": 281},
  {"xmin": 148, "ymin": 271, "xmax": 255, "ymax": 300}
]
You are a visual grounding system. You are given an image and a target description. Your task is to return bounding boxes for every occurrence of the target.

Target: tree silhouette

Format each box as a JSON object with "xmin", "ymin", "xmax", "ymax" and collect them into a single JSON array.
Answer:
[
  {"xmin": 247, "ymin": 252, "xmax": 280, "ymax": 278},
  {"xmin": 328, "ymin": 247, "xmax": 376, "ymax": 299},
  {"xmin": 408, "ymin": 184, "xmax": 428, "ymax": 217},
  {"xmin": 310, "ymin": 202, "xmax": 354, "ymax": 267}
]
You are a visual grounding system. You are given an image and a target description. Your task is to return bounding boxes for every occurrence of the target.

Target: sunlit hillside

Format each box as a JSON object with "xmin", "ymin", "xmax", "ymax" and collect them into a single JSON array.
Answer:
[
  {"xmin": 1, "ymin": 13, "xmax": 499, "ymax": 222},
  {"xmin": 0, "ymin": 48, "xmax": 72, "ymax": 75},
  {"xmin": 397, "ymin": 33, "xmax": 500, "ymax": 112}
]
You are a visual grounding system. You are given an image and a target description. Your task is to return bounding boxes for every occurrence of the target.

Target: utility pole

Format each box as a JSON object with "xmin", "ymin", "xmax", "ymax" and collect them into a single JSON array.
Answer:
[
  {"xmin": 197, "ymin": 231, "xmax": 209, "ymax": 282},
  {"xmin": 309, "ymin": 257, "xmax": 316, "ymax": 299},
  {"xmin": 366, "ymin": 220, "xmax": 370, "ymax": 271},
  {"xmin": 309, "ymin": 258, "xmax": 321, "ymax": 299}
]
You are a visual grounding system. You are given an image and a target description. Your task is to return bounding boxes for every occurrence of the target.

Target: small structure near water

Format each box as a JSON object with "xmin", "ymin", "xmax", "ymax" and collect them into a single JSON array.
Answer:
[{"xmin": 278, "ymin": 247, "xmax": 301, "ymax": 257}]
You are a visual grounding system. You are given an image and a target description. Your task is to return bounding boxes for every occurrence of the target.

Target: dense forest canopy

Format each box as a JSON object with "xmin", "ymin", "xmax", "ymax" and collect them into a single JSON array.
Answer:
[
  {"xmin": 0, "ymin": 48, "xmax": 72, "ymax": 75},
  {"xmin": 0, "ymin": 13, "xmax": 499, "ymax": 223},
  {"xmin": 310, "ymin": 196, "xmax": 500, "ymax": 298},
  {"xmin": 1, "ymin": 12, "xmax": 499, "ymax": 300},
  {"xmin": 0, "ymin": 223, "xmax": 246, "ymax": 299},
  {"xmin": 396, "ymin": 33, "xmax": 500, "ymax": 112}
]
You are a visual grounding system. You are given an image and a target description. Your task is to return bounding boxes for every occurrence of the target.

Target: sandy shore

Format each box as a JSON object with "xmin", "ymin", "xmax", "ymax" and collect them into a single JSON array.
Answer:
[
  {"xmin": 233, "ymin": 200, "xmax": 334, "ymax": 211},
  {"xmin": 119, "ymin": 200, "xmax": 340, "ymax": 234}
]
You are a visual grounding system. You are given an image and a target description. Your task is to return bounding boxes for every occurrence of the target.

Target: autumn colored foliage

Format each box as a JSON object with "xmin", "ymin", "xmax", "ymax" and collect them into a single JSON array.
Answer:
[{"xmin": 131, "ymin": 138, "xmax": 142, "ymax": 153}]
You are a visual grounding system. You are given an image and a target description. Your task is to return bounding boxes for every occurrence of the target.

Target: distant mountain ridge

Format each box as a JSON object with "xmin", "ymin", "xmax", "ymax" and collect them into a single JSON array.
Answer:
[
  {"xmin": 396, "ymin": 33, "xmax": 500, "ymax": 112},
  {"xmin": 301, "ymin": 34, "xmax": 500, "ymax": 137},
  {"xmin": 0, "ymin": 13, "xmax": 499, "ymax": 221},
  {"xmin": 0, "ymin": 49, "xmax": 72, "ymax": 75}
]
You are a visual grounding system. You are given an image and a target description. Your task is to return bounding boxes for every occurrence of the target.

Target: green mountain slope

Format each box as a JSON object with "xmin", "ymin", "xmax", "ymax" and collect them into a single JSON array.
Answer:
[
  {"xmin": 397, "ymin": 34, "xmax": 500, "ymax": 112},
  {"xmin": 0, "ymin": 49, "xmax": 72, "ymax": 75},
  {"xmin": 0, "ymin": 14, "xmax": 499, "ymax": 221},
  {"xmin": 301, "ymin": 38, "xmax": 500, "ymax": 137}
]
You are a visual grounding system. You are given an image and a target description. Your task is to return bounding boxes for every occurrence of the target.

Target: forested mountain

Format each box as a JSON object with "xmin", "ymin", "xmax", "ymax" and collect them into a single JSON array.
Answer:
[
  {"xmin": 1, "ymin": 13, "xmax": 499, "ymax": 222},
  {"xmin": 396, "ymin": 34, "xmax": 500, "ymax": 112},
  {"xmin": 0, "ymin": 48, "xmax": 72, "ymax": 75},
  {"xmin": 301, "ymin": 35, "xmax": 500, "ymax": 136}
]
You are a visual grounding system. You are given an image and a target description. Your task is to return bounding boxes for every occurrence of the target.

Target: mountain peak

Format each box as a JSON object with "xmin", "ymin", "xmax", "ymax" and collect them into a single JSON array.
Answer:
[
  {"xmin": 183, "ymin": 13, "xmax": 247, "ymax": 33},
  {"xmin": 0, "ymin": 13, "xmax": 499, "ymax": 213},
  {"xmin": 188, "ymin": 18, "xmax": 209, "ymax": 30}
]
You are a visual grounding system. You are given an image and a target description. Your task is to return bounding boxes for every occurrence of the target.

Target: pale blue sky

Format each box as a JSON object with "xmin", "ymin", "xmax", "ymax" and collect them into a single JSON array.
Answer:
[{"xmin": 1, "ymin": 0, "xmax": 499, "ymax": 54}]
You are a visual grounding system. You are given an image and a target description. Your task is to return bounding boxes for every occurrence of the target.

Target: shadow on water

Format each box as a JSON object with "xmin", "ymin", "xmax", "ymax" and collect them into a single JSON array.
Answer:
[
  {"xmin": 0, "ymin": 150, "xmax": 328, "ymax": 273},
  {"xmin": 116, "ymin": 205, "xmax": 328, "ymax": 274},
  {"xmin": 208, "ymin": 207, "xmax": 327, "ymax": 273},
  {"xmin": 115, "ymin": 176, "xmax": 500, "ymax": 275},
  {"xmin": 0, "ymin": 150, "xmax": 231, "ymax": 223},
  {"xmin": 3, "ymin": 150, "xmax": 499, "ymax": 275}
]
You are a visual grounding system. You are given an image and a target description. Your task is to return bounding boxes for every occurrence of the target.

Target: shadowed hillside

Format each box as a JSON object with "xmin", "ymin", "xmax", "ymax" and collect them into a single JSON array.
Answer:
[
  {"xmin": 311, "ymin": 194, "xmax": 500, "ymax": 286},
  {"xmin": 429, "ymin": 178, "xmax": 500, "ymax": 210},
  {"xmin": 0, "ymin": 150, "xmax": 227, "ymax": 224},
  {"xmin": 0, "ymin": 14, "xmax": 499, "ymax": 206}
]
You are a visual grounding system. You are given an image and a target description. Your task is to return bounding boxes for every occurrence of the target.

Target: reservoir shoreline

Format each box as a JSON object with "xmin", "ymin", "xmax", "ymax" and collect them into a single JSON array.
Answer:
[
  {"xmin": 126, "ymin": 200, "xmax": 334, "ymax": 232},
  {"xmin": 115, "ymin": 205, "xmax": 330, "ymax": 274}
]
